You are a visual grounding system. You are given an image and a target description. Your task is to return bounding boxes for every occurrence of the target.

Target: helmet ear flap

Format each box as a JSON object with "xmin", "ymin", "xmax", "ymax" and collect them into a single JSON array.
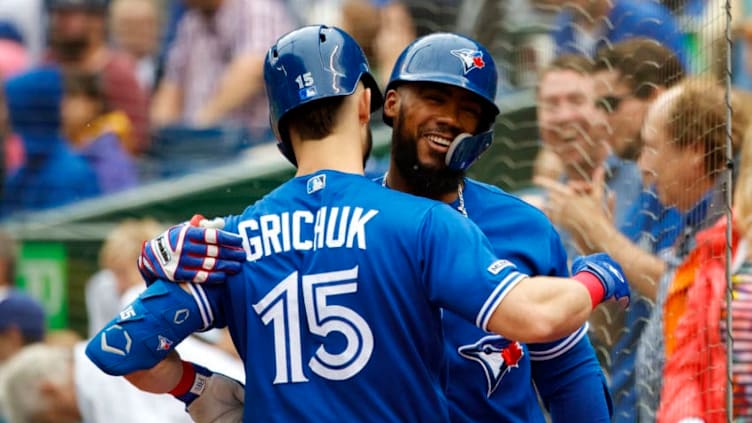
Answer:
[{"xmin": 274, "ymin": 114, "xmax": 297, "ymax": 166}]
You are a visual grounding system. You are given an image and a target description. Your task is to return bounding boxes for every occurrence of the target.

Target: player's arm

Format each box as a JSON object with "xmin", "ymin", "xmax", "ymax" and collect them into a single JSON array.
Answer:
[
  {"xmin": 85, "ymin": 280, "xmax": 220, "ymax": 375},
  {"xmin": 126, "ymin": 351, "xmax": 245, "ymax": 423},
  {"xmin": 85, "ymin": 280, "xmax": 243, "ymax": 422},
  {"xmin": 485, "ymin": 254, "xmax": 627, "ymax": 343},
  {"xmin": 421, "ymin": 206, "xmax": 629, "ymax": 344}
]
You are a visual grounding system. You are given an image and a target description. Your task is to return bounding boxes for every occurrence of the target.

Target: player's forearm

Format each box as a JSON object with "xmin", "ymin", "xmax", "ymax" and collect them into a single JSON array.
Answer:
[
  {"xmin": 125, "ymin": 350, "xmax": 183, "ymax": 394},
  {"xmin": 197, "ymin": 56, "xmax": 263, "ymax": 126},
  {"xmin": 487, "ymin": 277, "xmax": 592, "ymax": 343},
  {"xmin": 579, "ymin": 218, "xmax": 664, "ymax": 300}
]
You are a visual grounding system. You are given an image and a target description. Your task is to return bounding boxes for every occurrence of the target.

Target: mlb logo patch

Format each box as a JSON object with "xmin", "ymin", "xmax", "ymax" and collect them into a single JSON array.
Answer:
[
  {"xmin": 307, "ymin": 174, "xmax": 326, "ymax": 194},
  {"xmin": 299, "ymin": 86, "xmax": 318, "ymax": 100},
  {"xmin": 487, "ymin": 259, "xmax": 512, "ymax": 275}
]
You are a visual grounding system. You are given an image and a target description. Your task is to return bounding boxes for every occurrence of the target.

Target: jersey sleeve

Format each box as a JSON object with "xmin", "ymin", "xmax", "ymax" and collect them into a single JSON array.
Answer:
[{"xmin": 418, "ymin": 204, "xmax": 529, "ymax": 332}]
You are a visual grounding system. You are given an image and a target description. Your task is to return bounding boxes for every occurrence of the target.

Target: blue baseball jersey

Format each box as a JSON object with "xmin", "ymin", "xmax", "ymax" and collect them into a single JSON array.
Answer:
[
  {"xmin": 177, "ymin": 171, "xmax": 529, "ymax": 422},
  {"xmin": 425, "ymin": 179, "xmax": 609, "ymax": 422}
]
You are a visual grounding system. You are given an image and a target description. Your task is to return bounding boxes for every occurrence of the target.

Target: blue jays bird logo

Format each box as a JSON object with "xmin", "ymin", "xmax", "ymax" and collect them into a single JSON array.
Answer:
[
  {"xmin": 458, "ymin": 336, "xmax": 524, "ymax": 397},
  {"xmin": 450, "ymin": 49, "xmax": 486, "ymax": 74}
]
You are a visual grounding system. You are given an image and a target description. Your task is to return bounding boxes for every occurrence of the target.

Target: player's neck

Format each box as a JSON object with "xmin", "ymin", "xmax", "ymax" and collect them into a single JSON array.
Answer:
[
  {"xmin": 385, "ymin": 162, "xmax": 460, "ymax": 204},
  {"xmin": 294, "ymin": 134, "xmax": 365, "ymax": 177}
]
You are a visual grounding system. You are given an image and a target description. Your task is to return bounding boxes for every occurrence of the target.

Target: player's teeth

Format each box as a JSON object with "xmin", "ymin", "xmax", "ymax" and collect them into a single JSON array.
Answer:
[{"xmin": 427, "ymin": 135, "xmax": 450, "ymax": 146}]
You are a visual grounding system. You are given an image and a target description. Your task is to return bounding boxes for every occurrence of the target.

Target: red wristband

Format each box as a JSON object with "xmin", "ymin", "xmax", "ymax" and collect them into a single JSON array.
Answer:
[
  {"xmin": 168, "ymin": 360, "xmax": 196, "ymax": 397},
  {"xmin": 573, "ymin": 271, "xmax": 605, "ymax": 308}
]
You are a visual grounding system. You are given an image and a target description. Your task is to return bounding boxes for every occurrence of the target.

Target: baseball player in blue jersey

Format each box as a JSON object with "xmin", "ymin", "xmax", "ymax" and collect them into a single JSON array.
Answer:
[
  {"xmin": 86, "ymin": 26, "xmax": 629, "ymax": 422},
  {"xmin": 378, "ymin": 33, "xmax": 612, "ymax": 422}
]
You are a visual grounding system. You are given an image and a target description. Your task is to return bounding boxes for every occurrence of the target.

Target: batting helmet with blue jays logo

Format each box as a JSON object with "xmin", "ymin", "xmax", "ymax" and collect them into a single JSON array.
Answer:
[
  {"xmin": 384, "ymin": 33, "xmax": 500, "ymax": 171},
  {"xmin": 264, "ymin": 25, "xmax": 383, "ymax": 165}
]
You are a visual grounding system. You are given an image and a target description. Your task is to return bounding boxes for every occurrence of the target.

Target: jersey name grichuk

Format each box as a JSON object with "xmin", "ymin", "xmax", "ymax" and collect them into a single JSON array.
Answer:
[{"xmin": 237, "ymin": 206, "xmax": 379, "ymax": 260}]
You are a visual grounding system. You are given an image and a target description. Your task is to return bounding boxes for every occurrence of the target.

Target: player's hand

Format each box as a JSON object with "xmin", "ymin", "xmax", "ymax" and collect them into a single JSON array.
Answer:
[
  {"xmin": 138, "ymin": 214, "xmax": 246, "ymax": 285},
  {"xmin": 172, "ymin": 362, "xmax": 245, "ymax": 423},
  {"xmin": 187, "ymin": 373, "xmax": 245, "ymax": 423},
  {"xmin": 572, "ymin": 253, "xmax": 630, "ymax": 308}
]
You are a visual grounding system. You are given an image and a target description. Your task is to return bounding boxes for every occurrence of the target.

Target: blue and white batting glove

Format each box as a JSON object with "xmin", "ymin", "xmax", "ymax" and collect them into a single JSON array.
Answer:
[
  {"xmin": 170, "ymin": 361, "xmax": 245, "ymax": 423},
  {"xmin": 138, "ymin": 214, "xmax": 246, "ymax": 285},
  {"xmin": 572, "ymin": 253, "xmax": 630, "ymax": 308}
]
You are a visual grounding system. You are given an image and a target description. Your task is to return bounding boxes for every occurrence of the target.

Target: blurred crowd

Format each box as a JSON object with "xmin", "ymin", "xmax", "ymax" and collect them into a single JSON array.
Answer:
[
  {"xmin": 0, "ymin": 0, "xmax": 738, "ymax": 219},
  {"xmin": 2, "ymin": 0, "xmax": 752, "ymax": 422}
]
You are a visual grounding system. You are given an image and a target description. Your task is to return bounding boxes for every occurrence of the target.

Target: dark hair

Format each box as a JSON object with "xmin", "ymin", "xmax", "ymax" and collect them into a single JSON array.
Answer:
[
  {"xmin": 594, "ymin": 38, "xmax": 684, "ymax": 98},
  {"xmin": 279, "ymin": 95, "xmax": 347, "ymax": 145}
]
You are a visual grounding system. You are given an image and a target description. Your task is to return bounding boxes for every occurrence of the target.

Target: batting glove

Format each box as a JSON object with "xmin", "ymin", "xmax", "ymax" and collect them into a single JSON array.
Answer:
[
  {"xmin": 170, "ymin": 361, "xmax": 245, "ymax": 423},
  {"xmin": 138, "ymin": 214, "xmax": 246, "ymax": 285},
  {"xmin": 572, "ymin": 253, "xmax": 630, "ymax": 308}
]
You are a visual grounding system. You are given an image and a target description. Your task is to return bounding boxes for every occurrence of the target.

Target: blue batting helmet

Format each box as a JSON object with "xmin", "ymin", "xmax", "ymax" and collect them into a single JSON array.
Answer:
[
  {"xmin": 384, "ymin": 33, "xmax": 499, "ymax": 125},
  {"xmin": 384, "ymin": 33, "xmax": 500, "ymax": 171},
  {"xmin": 264, "ymin": 25, "xmax": 383, "ymax": 165}
]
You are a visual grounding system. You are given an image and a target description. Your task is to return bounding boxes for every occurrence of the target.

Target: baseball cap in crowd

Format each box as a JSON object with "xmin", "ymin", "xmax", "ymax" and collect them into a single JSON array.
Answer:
[{"xmin": 0, "ymin": 291, "xmax": 46, "ymax": 343}]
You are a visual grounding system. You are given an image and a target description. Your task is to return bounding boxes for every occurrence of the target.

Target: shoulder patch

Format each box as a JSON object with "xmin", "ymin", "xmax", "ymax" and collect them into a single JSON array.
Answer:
[{"xmin": 487, "ymin": 259, "xmax": 513, "ymax": 275}]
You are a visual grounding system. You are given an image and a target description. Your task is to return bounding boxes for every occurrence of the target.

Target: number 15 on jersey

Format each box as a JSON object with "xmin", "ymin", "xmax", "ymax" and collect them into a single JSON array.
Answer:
[{"xmin": 252, "ymin": 266, "xmax": 374, "ymax": 384}]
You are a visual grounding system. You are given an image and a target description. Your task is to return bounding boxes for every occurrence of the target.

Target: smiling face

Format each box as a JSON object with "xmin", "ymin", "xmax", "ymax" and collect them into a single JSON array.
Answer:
[
  {"xmin": 537, "ymin": 69, "xmax": 608, "ymax": 180},
  {"xmin": 639, "ymin": 82, "xmax": 732, "ymax": 212},
  {"xmin": 384, "ymin": 82, "xmax": 484, "ymax": 196}
]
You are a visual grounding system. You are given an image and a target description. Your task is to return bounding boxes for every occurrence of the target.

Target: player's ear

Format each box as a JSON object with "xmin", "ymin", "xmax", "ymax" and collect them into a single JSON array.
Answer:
[
  {"xmin": 358, "ymin": 84, "xmax": 371, "ymax": 125},
  {"xmin": 383, "ymin": 89, "xmax": 399, "ymax": 121}
]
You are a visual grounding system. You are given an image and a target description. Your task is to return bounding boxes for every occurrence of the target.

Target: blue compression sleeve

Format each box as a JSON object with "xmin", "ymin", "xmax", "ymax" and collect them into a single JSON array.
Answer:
[{"xmin": 85, "ymin": 280, "xmax": 219, "ymax": 376}]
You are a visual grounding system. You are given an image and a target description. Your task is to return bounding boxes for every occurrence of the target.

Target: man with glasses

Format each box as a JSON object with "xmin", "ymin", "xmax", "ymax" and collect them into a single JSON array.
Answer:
[{"xmin": 592, "ymin": 38, "xmax": 685, "ymax": 163}]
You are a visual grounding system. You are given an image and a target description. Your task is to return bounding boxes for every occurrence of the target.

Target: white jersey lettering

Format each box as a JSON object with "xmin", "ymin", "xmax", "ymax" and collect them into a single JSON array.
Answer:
[
  {"xmin": 292, "ymin": 210, "xmax": 314, "ymax": 250},
  {"xmin": 346, "ymin": 208, "xmax": 379, "ymax": 249},
  {"xmin": 239, "ymin": 207, "xmax": 379, "ymax": 260}
]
